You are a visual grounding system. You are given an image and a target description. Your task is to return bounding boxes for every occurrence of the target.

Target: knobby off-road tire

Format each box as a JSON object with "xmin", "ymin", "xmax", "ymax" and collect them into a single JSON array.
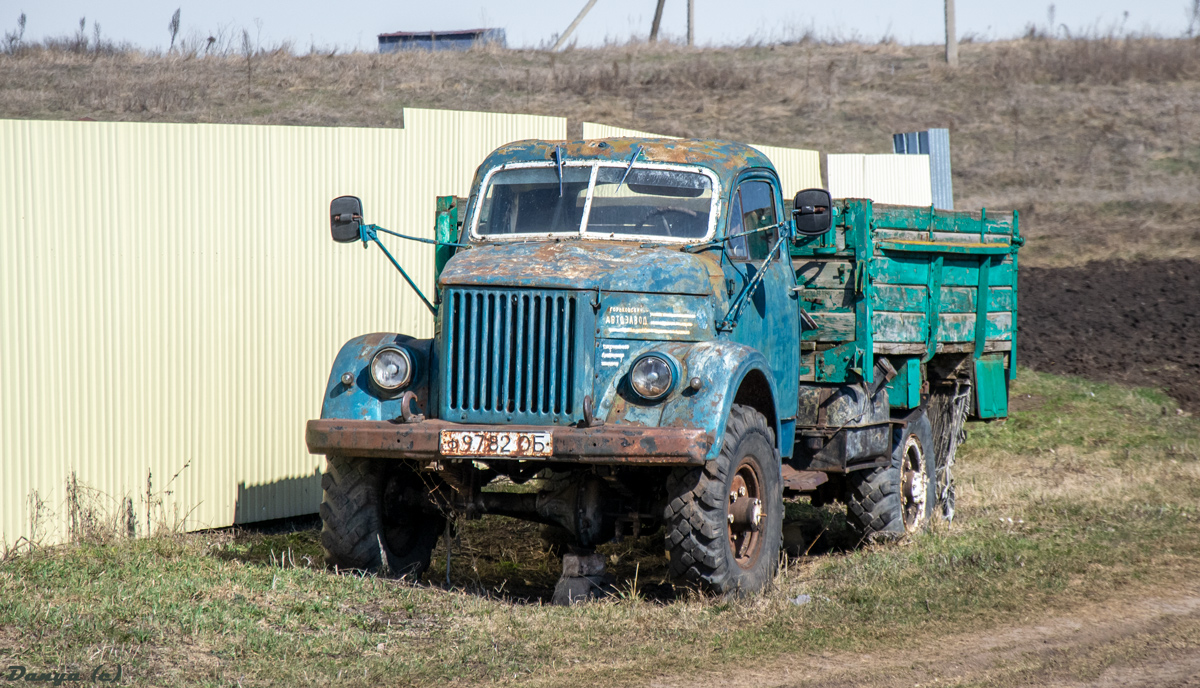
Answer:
[
  {"xmin": 846, "ymin": 409, "xmax": 936, "ymax": 542},
  {"xmin": 320, "ymin": 456, "xmax": 444, "ymax": 578},
  {"xmin": 663, "ymin": 405, "xmax": 783, "ymax": 595}
]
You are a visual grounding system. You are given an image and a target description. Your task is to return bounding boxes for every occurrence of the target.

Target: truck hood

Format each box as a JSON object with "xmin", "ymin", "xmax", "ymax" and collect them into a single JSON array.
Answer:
[{"xmin": 438, "ymin": 241, "xmax": 721, "ymax": 295}]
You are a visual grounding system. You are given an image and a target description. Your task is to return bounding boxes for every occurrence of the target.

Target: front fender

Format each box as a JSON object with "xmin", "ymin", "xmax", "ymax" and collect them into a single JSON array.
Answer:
[
  {"xmin": 663, "ymin": 341, "xmax": 780, "ymax": 461},
  {"xmin": 319, "ymin": 333, "xmax": 434, "ymax": 421},
  {"xmin": 594, "ymin": 339, "xmax": 779, "ymax": 462}
]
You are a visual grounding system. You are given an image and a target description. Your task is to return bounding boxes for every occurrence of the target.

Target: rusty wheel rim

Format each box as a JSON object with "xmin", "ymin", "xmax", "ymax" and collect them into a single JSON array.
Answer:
[
  {"xmin": 900, "ymin": 434, "xmax": 928, "ymax": 534},
  {"xmin": 728, "ymin": 456, "xmax": 765, "ymax": 569}
]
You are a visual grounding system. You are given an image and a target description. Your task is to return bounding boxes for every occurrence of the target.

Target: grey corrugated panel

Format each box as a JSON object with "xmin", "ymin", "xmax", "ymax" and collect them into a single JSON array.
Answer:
[
  {"xmin": 0, "ymin": 110, "xmax": 565, "ymax": 547},
  {"xmin": 926, "ymin": 129, "xmax": 954, "ymax": 211},
  {"xmin": 893, "ymin": 128, "xmax": 954, "ymax": 210}
]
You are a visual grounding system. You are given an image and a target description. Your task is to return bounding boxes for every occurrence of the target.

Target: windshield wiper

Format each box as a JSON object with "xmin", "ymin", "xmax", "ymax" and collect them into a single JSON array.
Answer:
[
  {"xmin": 614, "ymin": 145, "xmax": 644, "ymax": 194},
  {"xmin": 553, "ymin": 145, "xmax": 566, "ymax": 197}
]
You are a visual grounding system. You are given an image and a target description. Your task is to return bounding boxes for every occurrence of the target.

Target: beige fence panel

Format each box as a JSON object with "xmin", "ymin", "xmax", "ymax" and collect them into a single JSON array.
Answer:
[
  {"xmin": 0, "ymin": 110, "xmax": 565, "ymax": 548},
  {"xmin": 582, "ymin": 123, "xmax": 821, "ymax": 199},
  {"xmin": 582, "ymin": 122, "xmax": 678, "ymax": 139},
  {"xmin": 827, "ymin": 153, "xmax": 933, "ymax": 206},
  {"xmin": 744, "ymin": 144, "xmax": 822, "ymax": 200}
]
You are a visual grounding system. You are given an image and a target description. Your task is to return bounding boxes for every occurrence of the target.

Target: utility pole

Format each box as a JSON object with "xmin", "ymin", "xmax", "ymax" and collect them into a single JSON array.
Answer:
[
  {"xmin": 686, "ymin": 0, "xmax": 694, "ymax": 46},
  {"xmin": 945, "ymin": 0, "xmax": 958, "ymax": 66},
  {"xmin": 650, "ymin": 0, "xmax": 666, "ymax": 43},
  {"xmin": 552, "ymin": 0, "xmax": 599, "ymax": 51}
]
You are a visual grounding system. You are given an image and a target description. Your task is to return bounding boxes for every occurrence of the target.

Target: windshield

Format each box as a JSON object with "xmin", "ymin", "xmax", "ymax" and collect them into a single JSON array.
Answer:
[
  {"xmin": 474, "ymin": 162, "xmax": 715, "ymax": 241},
  {"xmin": 476, "ymin": 166, "xmax": 592, "ymax": 236}
]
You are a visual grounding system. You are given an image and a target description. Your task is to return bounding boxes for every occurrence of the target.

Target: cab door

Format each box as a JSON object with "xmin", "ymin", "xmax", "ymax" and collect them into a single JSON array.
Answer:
[{"xmin": 721, "ymin": 174, "xmax": 800, "ymax": 420}]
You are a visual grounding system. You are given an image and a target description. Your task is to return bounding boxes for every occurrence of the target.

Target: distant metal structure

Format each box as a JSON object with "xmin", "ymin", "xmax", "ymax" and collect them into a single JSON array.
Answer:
[
  {"xmin": 378, "ymin": 28, "xmax": 506, "ymax": 53},
  {"xmin": 650, "ymin": 0, "xmax": 666, "ymax": 42},
  {"xmin": 552, "ymin": 0, "xmax": 598, "ymax": 51},
  {"xmin": 894, "ymin": 128, "xmax": 954, "ymax": 210}
]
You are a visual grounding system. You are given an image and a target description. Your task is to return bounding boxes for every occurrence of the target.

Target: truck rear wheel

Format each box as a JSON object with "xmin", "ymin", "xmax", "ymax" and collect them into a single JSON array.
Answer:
[
  {"xmin": 319, "ymin": 456, "xmax": 444, "ymax": 578},
  {"xmin": 663, "ymin": 405, "xmax": 782, "ymax": 595},
  {"xmin": 845, "ymin": 410, "xmax": 935, "ymax": 542}
]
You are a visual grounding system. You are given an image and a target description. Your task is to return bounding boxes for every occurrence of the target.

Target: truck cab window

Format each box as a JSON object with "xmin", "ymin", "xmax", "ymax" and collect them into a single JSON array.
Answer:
[
  {"xmin": 728, "ymin": 180, "xmax": 778, "ymax": 261},
  {"xmin": 477, "ymin": 167, "xmax": 591, "ymax": 236}
]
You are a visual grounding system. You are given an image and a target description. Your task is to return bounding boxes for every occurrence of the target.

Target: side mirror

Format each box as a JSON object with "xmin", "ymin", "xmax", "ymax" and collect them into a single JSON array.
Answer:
[
  {"xmin": 330, "ymin": 196, "xmax": 364, "ymax": 243},
  {"xmin": 793, "ymin": 189, "xmax": 833, "ymax": 236}
]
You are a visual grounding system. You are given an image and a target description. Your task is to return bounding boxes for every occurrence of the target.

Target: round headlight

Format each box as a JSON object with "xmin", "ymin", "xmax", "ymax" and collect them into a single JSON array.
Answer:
[
  {"xmin": 370, "ymin": 347, "xmax": 412, "ymax": 392},
  {"xmin": 630, "ymin": 354, "xmax": 674, "ymax": 401}
]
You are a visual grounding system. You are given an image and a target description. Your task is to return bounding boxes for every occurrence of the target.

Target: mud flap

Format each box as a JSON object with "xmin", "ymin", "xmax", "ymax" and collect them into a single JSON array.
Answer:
[{"xmin": 973, "ymin": 353, "xmax": 1009, "ymax": 419}]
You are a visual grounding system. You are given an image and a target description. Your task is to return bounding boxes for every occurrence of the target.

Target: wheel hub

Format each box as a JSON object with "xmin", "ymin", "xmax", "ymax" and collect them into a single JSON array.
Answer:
[
  {"xmin": 900, "ymin": 435, "xmax": 928, "ymax": 533},
  {"xmin": 728, "ymin": 459, "xmax": 765, "ymax": 568}
]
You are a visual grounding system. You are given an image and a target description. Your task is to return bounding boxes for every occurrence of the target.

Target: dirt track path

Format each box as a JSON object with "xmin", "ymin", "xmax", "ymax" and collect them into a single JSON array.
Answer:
[{"xmin": 650, "ymin": 587, "xmax": 1200, "ymax": 688}]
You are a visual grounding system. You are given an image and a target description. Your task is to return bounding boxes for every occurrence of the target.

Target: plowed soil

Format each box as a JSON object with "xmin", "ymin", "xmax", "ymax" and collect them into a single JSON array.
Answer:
[{"xmin": 1019, "ymin": 259, "xmax": 1200, "ymax": 413}]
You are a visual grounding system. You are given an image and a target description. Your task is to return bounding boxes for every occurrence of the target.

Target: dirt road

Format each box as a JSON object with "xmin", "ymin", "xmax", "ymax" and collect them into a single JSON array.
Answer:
[{"xmin": 651, "ymin": 587, "xmax": 1200, "ymax": 688}]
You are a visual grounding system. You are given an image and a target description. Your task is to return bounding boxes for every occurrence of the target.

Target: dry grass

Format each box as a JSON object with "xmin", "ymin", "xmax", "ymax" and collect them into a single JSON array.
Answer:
[
  {"xmin": 1, "ymin": 36, "xmax": 1198, "ymax": 266},
  {"xmin": 1, "ymin": 370, "xmax": 1199, "ymax": 686}
]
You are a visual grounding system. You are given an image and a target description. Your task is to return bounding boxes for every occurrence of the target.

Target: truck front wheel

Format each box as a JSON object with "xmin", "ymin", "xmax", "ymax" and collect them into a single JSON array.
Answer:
[
  {"xmin": 845, "ymin": 410, "xmax": 936, "ymax": 542},
  {"xmin": 319, "ymin": 456, "xmax": 444, "ymax": 578},
  {"xmin": 663, "ymin": 405, "xmax": 783, "ymax": 595}
]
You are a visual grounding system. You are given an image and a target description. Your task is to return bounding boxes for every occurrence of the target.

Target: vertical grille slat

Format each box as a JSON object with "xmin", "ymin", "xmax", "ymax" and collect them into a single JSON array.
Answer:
[
  {"xmin": 491, "ymin": 292, "xmax": 504, "ymax": 413},
  {"xmin": 535, "ymin": 296, "xmax": 548, "ymax": 413},
  {"xmin": 547, "ymin": 296, "xmax": 560, "ymax": 414},
  {"xmin": 453, "ymin": 292, "xmax": 464, "ymax": 409},
  {"xmin": 444, "ymin": 288, "xmax": 584, "ymax": 424},
  {"xmin": 561, "ymin": 297, "xmax": 574, "ymax": 413},
  {"xmin": 463, "ymin": 292, "xmax": 472, "ymax": 410},
  {"xmin": 479, "ymin": 292, "xmax": 491, "ymax": 411},
  {"xmin": 515, "ymin": 294, "xmax": 527, "ymax": 414}
]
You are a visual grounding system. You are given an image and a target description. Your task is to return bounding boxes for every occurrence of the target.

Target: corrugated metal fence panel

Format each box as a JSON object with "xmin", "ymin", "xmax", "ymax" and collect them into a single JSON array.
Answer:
[
  {"xmin": 745, "ymin": 143, "xmax": 822, "ymax": 200},
  {"xmin": 893, "ymin": 128, "xmax": 953, "ymax": 210},
  {"xmin": 863, "ymin": 154, "xmax": 932, "ymax": 206},
  {"xmin": 925, "ymin": 129, "xmax": 954, "ymax": 210},
  {"xmin": 581, "ymin": 122, "xmax": 678, "ymax": 139},
  {"xmin": 827, "ymin": 153, "xmax": 933, "ymax": 206},
  {"xmin": 0, "ymin": 111, "xmax": 565, "ymax": 547},
  {"xmin": 581, "ymin": 123, "xmax": 821, "ymax": 200},
  {"xmin": 827, "ymin": 154, "xmax": 866, "ymax": 198}
]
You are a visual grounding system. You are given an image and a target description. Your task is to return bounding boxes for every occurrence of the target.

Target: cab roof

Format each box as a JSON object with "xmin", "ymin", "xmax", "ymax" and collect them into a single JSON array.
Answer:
[{"xmin": 471, "ymin": 137, "xmax": 777, "ymax": 193}]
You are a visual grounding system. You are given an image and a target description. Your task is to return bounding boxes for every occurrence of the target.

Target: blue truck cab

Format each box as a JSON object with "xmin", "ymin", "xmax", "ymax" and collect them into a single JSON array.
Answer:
[{"xmin": 307, "ymin": 137, "xmax": 1021, "ymax": 597}]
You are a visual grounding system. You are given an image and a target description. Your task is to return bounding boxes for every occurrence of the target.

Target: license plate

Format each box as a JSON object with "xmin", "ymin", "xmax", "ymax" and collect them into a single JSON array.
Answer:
[{"xmin": 439, "ymin": 430, "xmax": 553, "ymax": 458}]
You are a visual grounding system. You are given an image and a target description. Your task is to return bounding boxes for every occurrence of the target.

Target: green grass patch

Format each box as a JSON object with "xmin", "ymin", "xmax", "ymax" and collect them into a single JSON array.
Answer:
[{"xmin": 2, "ymin": 368, "xmax": 1199, "ymax": 686}]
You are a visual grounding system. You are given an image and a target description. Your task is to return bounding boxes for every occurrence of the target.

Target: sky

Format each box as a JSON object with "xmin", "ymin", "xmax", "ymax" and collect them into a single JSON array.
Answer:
[{"xmin": 5, "ymin": 0, "xmax": 1197, "ymax": 53}]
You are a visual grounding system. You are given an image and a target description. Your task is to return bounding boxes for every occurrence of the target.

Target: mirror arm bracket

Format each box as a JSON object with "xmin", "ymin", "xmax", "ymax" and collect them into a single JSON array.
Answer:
[{"xmin": 359, "ymin": 224, "xmax": 438, "ymax": 316}]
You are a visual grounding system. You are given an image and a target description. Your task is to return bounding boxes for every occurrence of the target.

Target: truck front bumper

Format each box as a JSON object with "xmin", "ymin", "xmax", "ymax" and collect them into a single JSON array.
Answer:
[{"xmin": 306, "ymin": 419, "xmax": 711, "ymax": 466}]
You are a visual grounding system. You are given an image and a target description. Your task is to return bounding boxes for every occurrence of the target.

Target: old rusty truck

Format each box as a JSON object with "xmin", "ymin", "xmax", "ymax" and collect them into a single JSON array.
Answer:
[{"xmin": 306, "ymin": 137, "xmax": 1022, "ymax": 597}]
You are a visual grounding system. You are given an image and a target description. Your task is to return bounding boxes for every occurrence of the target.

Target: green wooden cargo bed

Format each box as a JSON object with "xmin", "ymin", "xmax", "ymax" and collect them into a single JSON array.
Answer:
[{"xmin": 791, "ymin": 199, "xmax": 1023, "ymax": 419}]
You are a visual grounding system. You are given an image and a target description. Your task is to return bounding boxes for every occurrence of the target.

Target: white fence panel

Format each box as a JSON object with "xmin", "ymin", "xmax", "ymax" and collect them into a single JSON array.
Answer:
[
  {"xmin": 828, "ymin": 153, "xmax": 932, "ymax": 206},
  {"xmin": 582, "ymin": 122, "xmax": 821, "ymax": 199}
]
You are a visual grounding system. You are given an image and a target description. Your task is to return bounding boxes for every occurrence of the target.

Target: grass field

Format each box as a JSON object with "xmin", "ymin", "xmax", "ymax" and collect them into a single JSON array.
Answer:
[
  {"xmin": 2, "ymin": 36, "xmax": 1199, "ymax": 267},
  {"xmin": 3, "ymin": 34, "xmax": 1198, "ymax": 686},
  {"xmin": 2, "ymin": 369, "xmax": 1197, "ymax": 686}
]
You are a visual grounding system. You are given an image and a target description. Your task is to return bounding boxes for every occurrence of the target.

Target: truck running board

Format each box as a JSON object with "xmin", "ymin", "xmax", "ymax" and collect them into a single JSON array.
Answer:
[{"xmin": 782, "ymin": 465, "xmax": 829, "ymax": 493}]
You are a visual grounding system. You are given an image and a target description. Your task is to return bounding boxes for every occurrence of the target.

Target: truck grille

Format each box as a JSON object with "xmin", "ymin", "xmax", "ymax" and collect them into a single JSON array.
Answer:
[{"xmin": 442, "ymin": 288, "xmax": 591, "ymax": 424}]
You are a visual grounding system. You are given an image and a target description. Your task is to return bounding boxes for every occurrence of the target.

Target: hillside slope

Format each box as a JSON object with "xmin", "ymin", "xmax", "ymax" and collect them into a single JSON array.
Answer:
[{"xmin": 2, "ymin": 37, "xmax": 1199, "ymax": 266}]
